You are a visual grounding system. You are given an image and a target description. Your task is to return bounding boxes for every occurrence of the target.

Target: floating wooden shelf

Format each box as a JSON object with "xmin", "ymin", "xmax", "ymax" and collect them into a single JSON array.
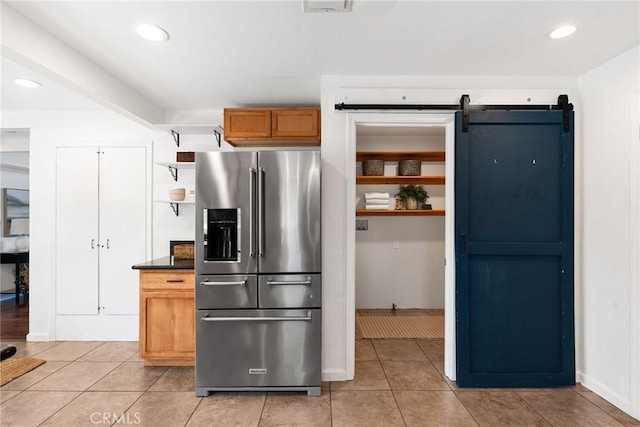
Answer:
[
  {"xmin": 356, "ymin": 176, "xmax": 445, "ymax": 185},
  {"xmin": 356, "ymin": 209, "xmax": 445, "ymax": 217},
  {"xmin": 356, "ymin": 151, "xmax": 445, "ymax": 162}
]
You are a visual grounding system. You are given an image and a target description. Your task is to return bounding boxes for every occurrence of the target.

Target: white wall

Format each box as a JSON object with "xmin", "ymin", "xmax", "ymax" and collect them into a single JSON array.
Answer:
[
  {"xmin": 152, "ymin": 130, "xmax": 223, "ymax": 259},
  {"xmin": 578, "ymin": 45, "xmax": 640, "ymax": 418},
  {"xmin": 356, "ymin": 216, "xmax": 445, "ymax": 309},
  {"xmin": 355, "ymin": 133, "xmax": 445, "ymax": 309}
]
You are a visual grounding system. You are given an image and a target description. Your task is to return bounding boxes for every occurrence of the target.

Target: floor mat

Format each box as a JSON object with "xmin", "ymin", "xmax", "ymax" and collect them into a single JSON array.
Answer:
[
  {"xmin": 356, "ymin": 315, "xmax": 444, "ymax": 339},
  {"xmin": 0, "ymin": 357, "xmax": 46, "ymax": 386}
]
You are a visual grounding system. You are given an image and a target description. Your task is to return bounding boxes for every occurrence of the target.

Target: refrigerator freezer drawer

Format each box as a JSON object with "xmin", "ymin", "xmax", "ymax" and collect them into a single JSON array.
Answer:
[
  {"xmin": 195, "ymin": 309, "xmax": 321, "ymax": 389},
  {"xmin": 196, "ymin": 275, "xmax": 257, "ymax": 309},
  {"xmin": 258, "ymin": 274, "xmax": 321, "ymax": 309}
]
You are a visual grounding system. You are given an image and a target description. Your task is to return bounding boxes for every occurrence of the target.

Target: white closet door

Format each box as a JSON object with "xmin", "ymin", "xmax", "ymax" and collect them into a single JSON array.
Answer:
[
  {"xmin": 56, "ymin": 147, "xmax": 99, "ymax": 315},
  {"xmin": 99, "ymin": 147, "xmax": 147, "ymax": 315}
]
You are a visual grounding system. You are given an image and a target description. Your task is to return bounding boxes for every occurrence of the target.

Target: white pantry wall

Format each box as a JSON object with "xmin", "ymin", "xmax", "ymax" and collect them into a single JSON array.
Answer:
[
  {"xmin": 355, "ymin": 132, "xmax": 445, "ymax": 309},
  {"xmin": 578, "ymin": 45, "xmax": 640, "ymax": 418}
]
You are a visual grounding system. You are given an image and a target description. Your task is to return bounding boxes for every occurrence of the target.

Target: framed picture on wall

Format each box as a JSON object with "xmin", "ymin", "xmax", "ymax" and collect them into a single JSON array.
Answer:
[{"xmin": 2, "ymin": 188, "xmax": 29, "ymax": 237}]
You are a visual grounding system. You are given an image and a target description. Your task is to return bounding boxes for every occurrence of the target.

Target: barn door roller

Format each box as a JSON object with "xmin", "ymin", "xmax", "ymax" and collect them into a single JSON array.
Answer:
[
  {"xmin": 460, "ymin": 94, "xmax": 470, "ymax": 132},
  {"xmin": 557, "ymin": 95, "xmax": 573, "ymax": 133}
]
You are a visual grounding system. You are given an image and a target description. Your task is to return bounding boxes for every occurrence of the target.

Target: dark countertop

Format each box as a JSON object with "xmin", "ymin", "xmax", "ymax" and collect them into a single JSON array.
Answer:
[{"xmin": 132, "ymin": 256, "xmax": 194, "ymax": 270}]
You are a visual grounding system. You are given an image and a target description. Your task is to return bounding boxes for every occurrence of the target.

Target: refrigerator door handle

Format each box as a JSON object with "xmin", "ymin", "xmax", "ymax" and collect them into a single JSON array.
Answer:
[
  {"xmin": 200, "ymin": 280, "xmax": 247, "ymax": 287},
  {"xmin": 200, "ymin": 312, "xmax": 312, "ymax": 322},
  {"xmin": 249, "ymin": 167, "xmax": 257, "ymax": 258},
  {"xmin": 258, "ymin": 166, "xmax": 265, "ymax": 257},
  {"xmin": 267, "ymin": 279, "xmax": 312, "ymax": 286}
]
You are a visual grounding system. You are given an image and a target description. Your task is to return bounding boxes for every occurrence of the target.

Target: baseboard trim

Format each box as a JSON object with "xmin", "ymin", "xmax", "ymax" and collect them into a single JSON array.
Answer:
[
  {"xmin": 322, "ymin": 368, "xmax": 348, "ymax": 382},
  {"xmin": 55, "ymin": 315, "xmax": 138, "ymax": 341},
  {"xmin": 26, "ymin": 332, "xmax": 52, "ymax": 342},
  {"xmin": 577, "ymin": 370, "xmax": 632, "ymax": 414}
]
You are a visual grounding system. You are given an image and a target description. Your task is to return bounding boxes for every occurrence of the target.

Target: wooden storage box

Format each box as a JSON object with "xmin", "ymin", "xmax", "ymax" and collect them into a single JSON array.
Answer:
[{"xmin": 176, "ymin": 151, "xmax": 195, "ymax": 162}]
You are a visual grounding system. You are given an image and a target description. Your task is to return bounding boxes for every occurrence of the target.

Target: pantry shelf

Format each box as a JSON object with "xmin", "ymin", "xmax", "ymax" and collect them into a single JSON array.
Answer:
[
  {"xmin": 356, "ymin": 176, "xmax": 445, "ymax": 185},
  {"xmin": 356, "ymin": 151, "xmax": 445, "ymax": 162},
  {"xmin": 356, "ymin": 209, "xmax": 445, "ymax": 217}
]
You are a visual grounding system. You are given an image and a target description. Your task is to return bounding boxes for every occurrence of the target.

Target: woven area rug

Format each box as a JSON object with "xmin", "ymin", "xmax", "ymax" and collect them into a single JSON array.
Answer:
[
  {"xmin": 357, "ymin": 315, "xmax": 444, "ymax": 339},
  {"xmin": 0, "ymin": 357, "xmax": 46, "ymax": 386}
]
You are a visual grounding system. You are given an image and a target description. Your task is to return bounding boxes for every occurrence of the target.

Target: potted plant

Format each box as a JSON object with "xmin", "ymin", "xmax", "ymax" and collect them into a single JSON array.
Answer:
[{"xmin": 395, "ymin": 184, "xmax": 429, "ymax": 210}]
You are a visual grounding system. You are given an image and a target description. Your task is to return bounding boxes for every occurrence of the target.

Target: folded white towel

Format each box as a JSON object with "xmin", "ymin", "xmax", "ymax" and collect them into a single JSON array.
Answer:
[
  {"xmin": 365, "ymin": 199, "xmax": 389, "ymax": 205},
  {"xmin": 365, "ymin": 204, "xmax": 390, "ymax": 210},
  {"xmin": 365, "ymin": 192, "xmax": 389, "ymax": 200}
]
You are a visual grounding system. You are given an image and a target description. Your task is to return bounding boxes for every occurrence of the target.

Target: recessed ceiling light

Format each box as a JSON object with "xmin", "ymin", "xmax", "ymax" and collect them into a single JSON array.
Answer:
[
  {"xmin": 304, "ymin": 0, "xmax": 352, "ymax": 12},
  {"xmin": 135, "ymin": 23, "xmax": 169, "ymax": 41},
  {"xmin": 550, "ymin": 25, "xmax": 577, "ymax": 39},
  {"xmin": 13, "ymin": 78, "xmax": 42, "ymax": 88}
]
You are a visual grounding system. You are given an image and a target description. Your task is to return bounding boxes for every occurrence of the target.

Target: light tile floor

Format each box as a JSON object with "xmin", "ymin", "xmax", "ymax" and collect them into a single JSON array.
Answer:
[{"xmin": 0, "ymin": 339, "xmax": 639, "ymax": 426}]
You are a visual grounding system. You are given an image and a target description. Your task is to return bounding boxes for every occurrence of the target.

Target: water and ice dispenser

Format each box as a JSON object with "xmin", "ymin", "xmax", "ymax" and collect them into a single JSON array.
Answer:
[{"xmin": 205, "ymin": 209, "xmax": 239, "ymax": 262}]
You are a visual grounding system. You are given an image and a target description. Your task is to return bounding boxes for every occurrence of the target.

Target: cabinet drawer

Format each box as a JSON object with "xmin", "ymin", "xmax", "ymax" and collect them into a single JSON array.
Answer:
[
  {"xmin": 259, "ymin": 274, "xmax": 321, "ymax": 309},
  {"xmin": 196, "ymin": 309, "xmax": 321, "ymax": 388},
  {"xmin": 140, "ymin": 270, "xmax": 194, "ymax": 290},
  {"xmin": 196, "ymin": 275, "xmax": 258, "ymax": 309}
]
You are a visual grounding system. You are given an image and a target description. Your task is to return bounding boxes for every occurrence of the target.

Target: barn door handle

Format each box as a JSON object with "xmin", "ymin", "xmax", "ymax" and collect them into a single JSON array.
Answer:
[{"xmin": 460, "ymin": 233, "xmax": 467, "ymax": 258}]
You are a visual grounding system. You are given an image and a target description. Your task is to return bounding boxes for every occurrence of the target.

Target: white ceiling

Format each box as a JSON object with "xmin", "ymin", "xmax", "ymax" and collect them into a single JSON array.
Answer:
[
  {"xmin": 2, "ymin": 1, "xmax": 639, "ymax": 122},
  {"xmin": 1, "ymin": 57, "xmax": 101, "ymax": 112}
]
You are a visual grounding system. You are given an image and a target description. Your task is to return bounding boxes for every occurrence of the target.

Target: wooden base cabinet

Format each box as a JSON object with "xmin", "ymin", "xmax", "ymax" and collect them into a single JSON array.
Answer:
[{"xmin": 139, "ymin": 269, "xmax": 195, "ymax": 366}]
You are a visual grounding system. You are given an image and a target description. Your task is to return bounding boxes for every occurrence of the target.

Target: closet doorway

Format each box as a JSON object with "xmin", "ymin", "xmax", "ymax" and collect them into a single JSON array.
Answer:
[{"xmin": 346, "ymin": 113, "xmax": 456, "ymax": 380}]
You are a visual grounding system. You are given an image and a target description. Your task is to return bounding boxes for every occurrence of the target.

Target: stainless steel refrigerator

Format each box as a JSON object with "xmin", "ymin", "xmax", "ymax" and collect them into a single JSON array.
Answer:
[{"xmin": 195, "ymin": 150, "xmax": 321, "ymax": 397}]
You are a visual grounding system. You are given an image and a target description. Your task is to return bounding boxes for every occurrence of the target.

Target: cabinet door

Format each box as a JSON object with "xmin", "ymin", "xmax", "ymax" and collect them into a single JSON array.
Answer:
[
  {"xmin": 224, "ymin": 108, "xmax": 271, "ymax": 139},
  {"xmin": 271, "ymin": 108, "xmax": 320, "ymax": 139},
  {"xmin": 56, "ymin": 147, "xmax": 99, "ymax": 315},
  {"xmin": 140, "ymin": 289, "xmax": 195, "ymax": 362},
  {"xmin": 99, "ymin": 147, "xmax": 147, "ymax": 315}
]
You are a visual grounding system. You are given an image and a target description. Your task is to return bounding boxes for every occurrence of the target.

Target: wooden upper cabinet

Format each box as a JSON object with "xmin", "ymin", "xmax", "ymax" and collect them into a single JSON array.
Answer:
[
  {"xmin": 224, "ymin": 107, "xmax": 320, "ymax": 146},
  {"xmin": 224, "ymin": 108, "xmax": 271, "ymax": 140},
  {"xmin": 271, "ymin": 108, "xmax": 320, "ymax": 139}
]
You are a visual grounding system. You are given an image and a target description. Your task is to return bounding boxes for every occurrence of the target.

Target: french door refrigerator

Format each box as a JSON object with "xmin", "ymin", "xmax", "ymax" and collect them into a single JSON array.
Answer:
[{"xmin": 195, "ymin": 150, "xmax": 321, "ymax": 397}]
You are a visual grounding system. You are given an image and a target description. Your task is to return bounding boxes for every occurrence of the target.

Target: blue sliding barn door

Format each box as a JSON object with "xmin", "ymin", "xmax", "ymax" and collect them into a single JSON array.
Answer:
[{"xmin": 455, "ymin": 110, "xmax": 574, "ymax": 387}]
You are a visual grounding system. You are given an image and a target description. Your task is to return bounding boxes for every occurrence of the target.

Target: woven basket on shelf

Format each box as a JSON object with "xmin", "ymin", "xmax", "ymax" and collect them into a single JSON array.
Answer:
[
  {"xmin": 399, "ymin": 160, "xmax": 421, "ymax": 176},
  {"xmin": 173, "ymin": 243, "xmax": 194, "ymax": 259},
  {"xmin": 363, "ymin": 160, "xmax": 384, "ymax": 176}
]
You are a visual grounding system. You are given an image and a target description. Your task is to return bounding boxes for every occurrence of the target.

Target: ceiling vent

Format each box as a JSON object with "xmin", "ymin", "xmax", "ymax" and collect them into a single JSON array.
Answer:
[{"xmin": 303, "ymin": 0, "xmax": 352, "ymax": 13}]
